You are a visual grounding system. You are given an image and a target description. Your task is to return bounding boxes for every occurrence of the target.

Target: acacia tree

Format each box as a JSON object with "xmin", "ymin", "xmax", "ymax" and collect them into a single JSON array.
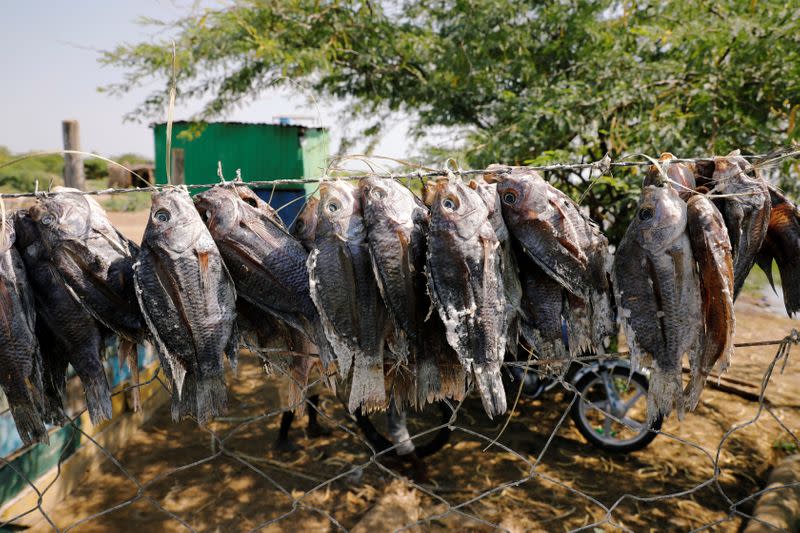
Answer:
[{"xmin": 101, "ymin": 0, "xmax": 800, "ymax": 241}]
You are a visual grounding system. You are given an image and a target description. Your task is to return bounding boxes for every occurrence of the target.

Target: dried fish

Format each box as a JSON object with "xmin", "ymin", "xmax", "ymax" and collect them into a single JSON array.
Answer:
[
  {"xmin": 14, "ymin": 211, "xmax": 113, "ymax": 425},
  {"xmin": 757, "ymin": 186, "xmax": 800, "ymax": 316},
  {"xmin": 487, "ymin": 168, "xmax": 615, "ymax": 355},
  {"xmin": 28, "ymin": 187, "xmax": 145, "ymax": 345},
  {"xmin": 194, "ymin": 185, "xmax": 334, "ymax": 369},
  {"xmin": 613, "ymin": 180, "xmax": 702, "ymax": 419},
  {"xmin": 308, "ymin": 181, "xmax": 390, "ymax": 412},
  {"xmin": 469, "ymin": 176, "xmax": 523, "ymax": 359},
  {"xmin": 426, "ymin": 176, "xmax": 507, "ymax": 418},
  {"xmin": 0, "ymin": 217, "xmax": 48, "ymax": 445},
  {"xmin": 709, "ymin": 150, "xmax": 771, "ymax": 298},
  {"xmin": 685, "ymin": 194, "xmax": 735, "ymax": 409},
  {"xmin": 135, "ymin": 188, "xmax": 237, "ymax": 424}
]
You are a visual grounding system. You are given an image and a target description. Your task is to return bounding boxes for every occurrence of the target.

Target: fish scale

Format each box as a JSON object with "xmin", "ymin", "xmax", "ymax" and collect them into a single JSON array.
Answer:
[{"xmin": 195, "ymin": 185, "xmax": 334, "ymax": 368}]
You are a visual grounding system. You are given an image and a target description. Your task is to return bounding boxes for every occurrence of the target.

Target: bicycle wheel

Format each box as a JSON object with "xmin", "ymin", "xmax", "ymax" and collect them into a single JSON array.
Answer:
[{"xmin": 570, "ymin": 365, "xmax": 662, "ymax": 453}]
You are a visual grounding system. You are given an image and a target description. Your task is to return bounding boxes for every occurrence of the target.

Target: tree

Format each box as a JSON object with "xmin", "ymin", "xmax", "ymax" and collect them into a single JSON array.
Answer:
[{"xmin": 101, "ymin": 0, "xmax": 800, "ymax": 242}]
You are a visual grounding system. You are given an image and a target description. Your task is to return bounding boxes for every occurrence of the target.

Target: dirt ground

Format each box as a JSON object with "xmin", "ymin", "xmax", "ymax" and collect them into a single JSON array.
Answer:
[{"xmin": 14, "ymin": 284, "xmax": 796, "ymax": 532}]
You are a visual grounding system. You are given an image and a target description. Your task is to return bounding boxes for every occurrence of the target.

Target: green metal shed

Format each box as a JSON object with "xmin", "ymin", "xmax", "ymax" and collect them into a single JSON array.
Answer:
[{"xmin": 152, "ymin": 121, "xmax": 329, "ymax": 224}]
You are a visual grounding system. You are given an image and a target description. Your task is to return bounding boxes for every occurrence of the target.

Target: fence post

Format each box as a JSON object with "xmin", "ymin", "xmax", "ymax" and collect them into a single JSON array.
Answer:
[{"xmin": 62, "ymin": 120, "xmax": 85, "ymax": 190}]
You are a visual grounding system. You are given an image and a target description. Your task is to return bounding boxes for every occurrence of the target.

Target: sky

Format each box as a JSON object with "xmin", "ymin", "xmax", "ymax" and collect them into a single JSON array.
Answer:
[{"xmin": 0, "ymin": 0, "xmax": 413, "ymax": 163}]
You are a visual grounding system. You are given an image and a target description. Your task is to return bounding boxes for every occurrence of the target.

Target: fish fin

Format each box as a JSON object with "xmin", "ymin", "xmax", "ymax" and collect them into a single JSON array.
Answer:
[
  {"xmin": 82, "ymin": 372, "xmax": 113, "ymax": 425},
  {"xmin": 225, "ymin": 321, "xmax": 239, "ymax": 374},
  {"xmin": 647, "ymin": 365, "xmax": 684, "ymax": 423},
  {"xmin": 119, "ymin": 339, "xmax": 141, "ymax": 412},
  {"xmin": 10, "ymin": 406, "xmax": 48, "ymax": 447},
  {"xmin": 472, "ymin": 362, "xmax": 506, "ymax": 419},
  {"xmin": 194, "ymin": 375, "xmax": 228, "ymax": 425},
  {"xmin": 348, "ymin": 356, "xmax": 386, "ymax": 413},
  {"xmin": 415, "ymin": 355, "xmax": 441, "ymax": 408},
  {"xmin": 757, "ymin": 252, "xmax": 777, "ymax": 293},
  {"xmin": 133, "ymin": 256, "xmax": 187, "ymax": 396}
]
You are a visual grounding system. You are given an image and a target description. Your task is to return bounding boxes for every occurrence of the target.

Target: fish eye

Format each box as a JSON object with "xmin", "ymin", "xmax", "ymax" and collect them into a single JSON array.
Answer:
[
  {"xmin": 326, "ymin": 201, "xmax": 340, "ymax": 213},
  {"xmin": 442, "ymin": 196, "xmax": 458, "ymax": 211},
  {"xmin": 371, "ymin": 188, "xmax": 387, "ymax": 200},
  {"xmin": 295, "ymin": 220, "xmax": 305, "ymax": 232},
  {"xmin": 243, "ymin": 197, "xmax": 258, "ymax": 208},
  {"xmin": 638, "ymin": 207, "xmax": 654, "ymax": 221},
  {"xmin": 155, "ymin": 209, "xmax": 171, "ymax": 223},
  {"xmin": 40, "ymin": 213, "xmax": 55, "ymax": 226},
  {"xmin": 502, "ymin": 191, "xmax": 517, "ymax": 205}
]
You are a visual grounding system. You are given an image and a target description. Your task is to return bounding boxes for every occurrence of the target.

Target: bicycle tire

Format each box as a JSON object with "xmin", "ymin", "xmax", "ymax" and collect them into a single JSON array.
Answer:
[{"xmin": 570, "ymin": 366, "xmax": 662, "ymax": 453}]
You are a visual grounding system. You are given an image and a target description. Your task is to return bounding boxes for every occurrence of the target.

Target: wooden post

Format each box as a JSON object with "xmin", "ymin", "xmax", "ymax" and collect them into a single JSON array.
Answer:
[
  {"xmin": 62, "ymin": 120, "xmax": 85, "ymax": 190},
  {"xmin": 171, "ymin": 148, "xmax": 185, "ymax": 185}
]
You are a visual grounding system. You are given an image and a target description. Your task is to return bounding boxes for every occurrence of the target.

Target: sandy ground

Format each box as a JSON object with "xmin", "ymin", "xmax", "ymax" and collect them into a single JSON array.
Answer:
[
  {"xmin": 14, "ymin": 282, "xmax": 797, "ymax": 532},
  {"xmin": 107, "ymin": 210, "xmax": 150, "ymax": 243}
]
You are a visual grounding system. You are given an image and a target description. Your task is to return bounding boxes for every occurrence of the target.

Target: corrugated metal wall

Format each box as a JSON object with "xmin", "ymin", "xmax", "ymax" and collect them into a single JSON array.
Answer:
[{"xmin": 152, "ymin": 122, "xmax": 328, "ymax": 190}]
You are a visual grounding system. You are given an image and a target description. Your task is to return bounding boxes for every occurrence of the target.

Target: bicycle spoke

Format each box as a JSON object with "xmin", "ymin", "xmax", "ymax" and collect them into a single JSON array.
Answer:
[{"xmin": 623, "ymin": 390, "xmax": 645, "ymax": 411}]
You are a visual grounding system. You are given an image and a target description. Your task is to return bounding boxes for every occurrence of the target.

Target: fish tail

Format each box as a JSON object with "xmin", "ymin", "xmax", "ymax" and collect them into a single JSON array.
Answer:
[
  {"xmin": 472, "ymin": 362, "xmax": 507, "ymax": 419},
  {"xmin": 416, "ymin": 355, "xmax": 441, "ymax": 407},
  {"xmin": 194, "ymin": 375, "xmax": 228, "ymax": 425},
  {"xmin": 646, "ymin": 366, "xmax": 683, "ymax": 424},
  {"xmin": 225, "ymin": 325, "xmax": 239, "ymax": 374},
  {"xmin": 119, "ymin": 339, "xmax": 141, "ymax": 412},
  {"xmin": 779, "ymin": 261, "xmax": 800, "ymax": 316},
  {"xmin": 10, "ymin": 405, "xmax": 48, "ymax": 446},
  {"xmin": 387, "ymin": 329, "xmax": 410, "ymax": 364},
  {"xmin": 82, "ymin": 374, "xmax": 113, "ymax": 425},
  {"xmin": 348, "ymin": 357, "xmax": 386, "ymax": 413}
]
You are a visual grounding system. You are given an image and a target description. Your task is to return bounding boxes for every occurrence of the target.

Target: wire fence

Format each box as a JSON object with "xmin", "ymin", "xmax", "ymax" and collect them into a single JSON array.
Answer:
[
  {"xmin": 2, "ymin": 150, "xmax": 800, "ymax": 531},
  {"xmin": 1, "ymin": 326, "xmax": 798, "ymax": 532}
]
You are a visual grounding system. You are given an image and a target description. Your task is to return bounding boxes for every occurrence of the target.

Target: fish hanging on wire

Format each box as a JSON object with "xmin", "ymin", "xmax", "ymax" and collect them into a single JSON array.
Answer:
[
  {"xmin": 27, "ymin": 187, "xmax": 146, "ymax": 408},
  {"xmin": 426, "ymin": 175, "xmax": 507, "ymax": 418},
  {"xmin": 684, "ymin": 193, "xmax": 735, "ymax": 410},
  {"xmin": 707, "ymin": 150, "xmax": 771, "ymax": 299},
  {"xmin": 469, "ymin": 176, "xmax": 523, "ymax": 360},
  {"xmin": 360, "ymin": 176, "xmax": 449, "ymax": 407},
  {"xmin": 194, "ymin": 184, "xmax": 335, "ymax": 370},
  {"xmin": 486, "ymin": 167, "xmax": 615, "ymax": 357},
  {"xmin": 756, "ymin": 185, "xmax": 800, "ymax": 316},
  {"xmin": 308, "ymin": 180, "xmax": 392, "ymax": 412},
  {"xmin": 0, "ymin": 215, "xmax": 48, "ymax": 445},
  {"xmin": 613, "ymin": 168, "xmax": 703, "ymax": 420},
  {"xmin": 134, "ymin": 187, "xmax": 237, "ymax": 424},
  {"xmin": 14, "ymin": 211, "xmax": 113, "ymax": 425}
]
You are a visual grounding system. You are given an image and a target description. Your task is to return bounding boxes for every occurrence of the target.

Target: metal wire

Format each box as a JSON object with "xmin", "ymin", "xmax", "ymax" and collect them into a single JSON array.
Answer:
[{"xmin": 0, "ymin": 149, "xmax": 797, "ymax": 200}]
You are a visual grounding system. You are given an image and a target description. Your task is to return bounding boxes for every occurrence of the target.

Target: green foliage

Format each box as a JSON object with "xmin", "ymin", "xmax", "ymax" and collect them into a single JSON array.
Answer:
[
  {"xmin": 100, "ymin": 0, "xmax": 800, "ymax": 242},
  {"xmin": 0, "ymin": 147, "xmax": 64, "ymax": 193},
  {"xmin": 84, "ymin": 158, "xmax": 108, "ymax": 181}
]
